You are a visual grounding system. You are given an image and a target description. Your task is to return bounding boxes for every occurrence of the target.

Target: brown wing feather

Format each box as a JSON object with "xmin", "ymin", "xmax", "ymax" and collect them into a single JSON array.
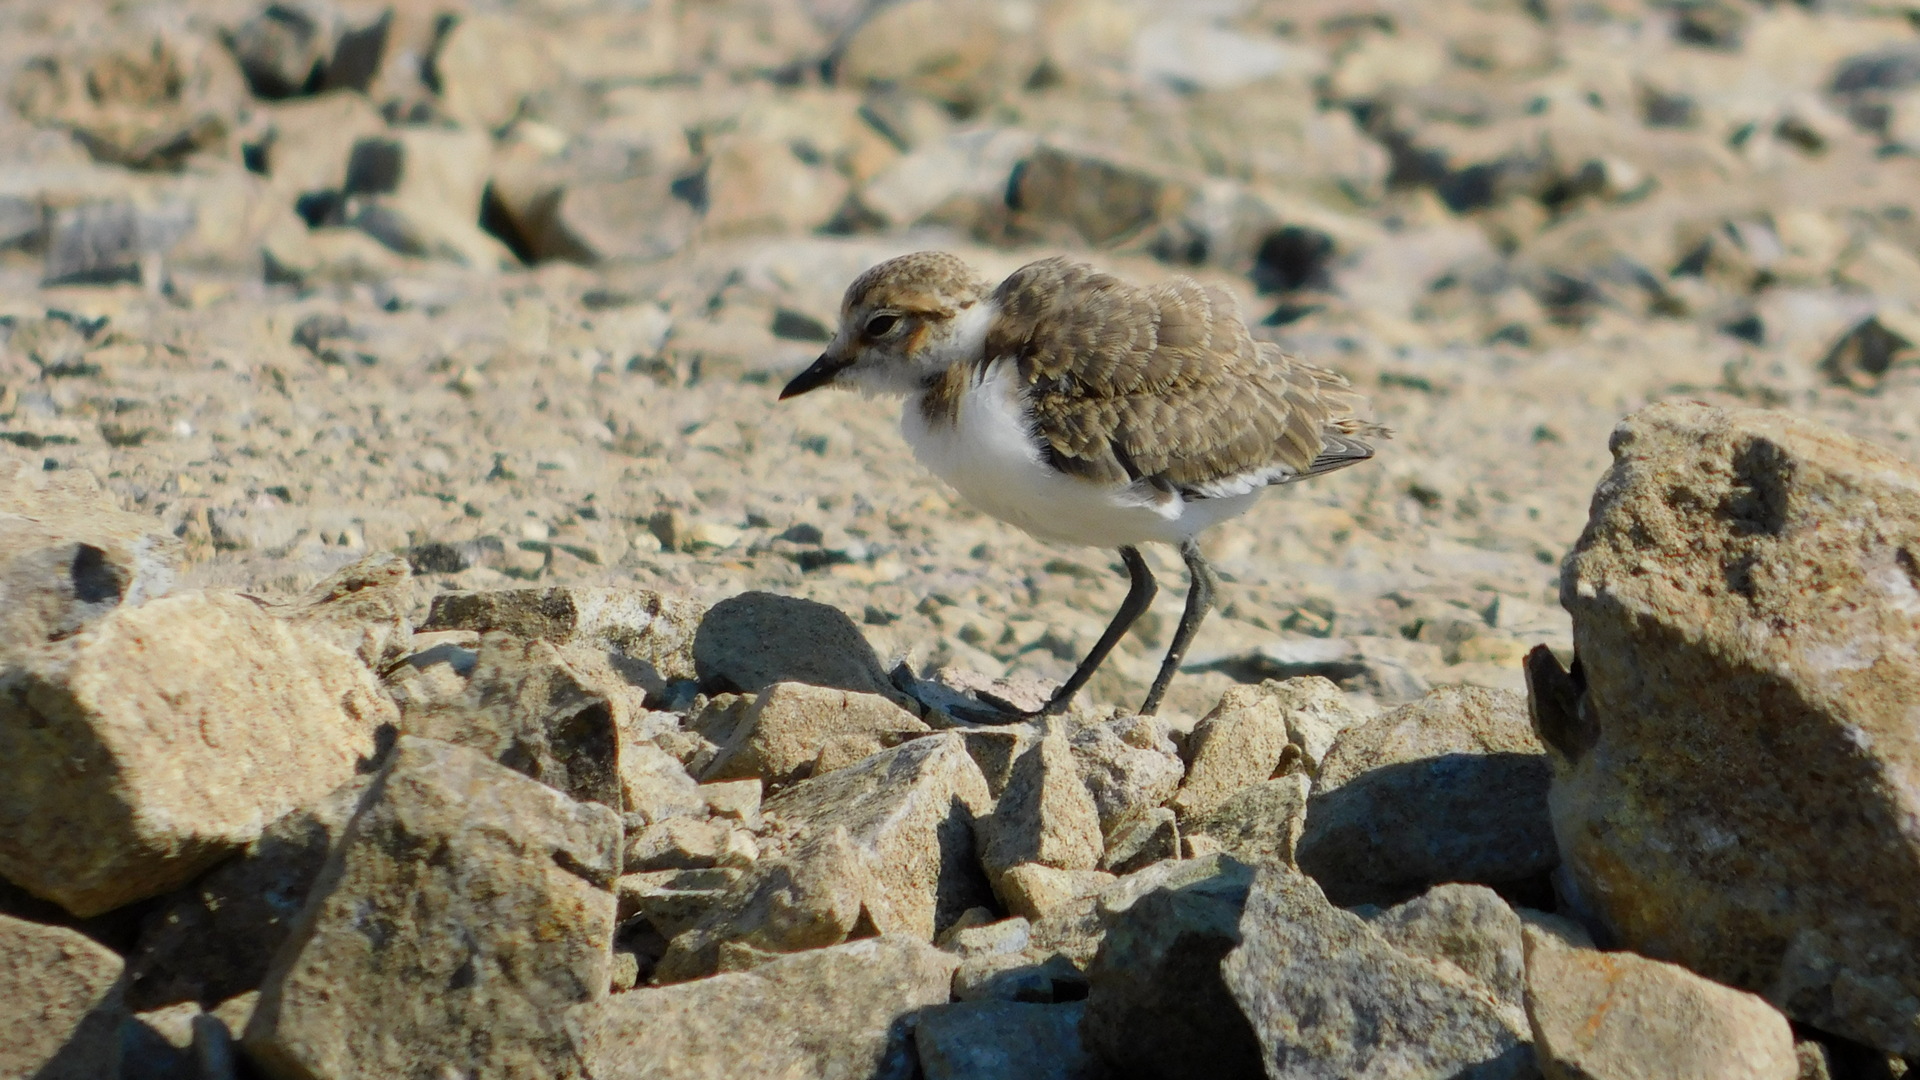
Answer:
[{"xmin": 985, "ymin": 258, "xmax": 1382, "ymax": 495}]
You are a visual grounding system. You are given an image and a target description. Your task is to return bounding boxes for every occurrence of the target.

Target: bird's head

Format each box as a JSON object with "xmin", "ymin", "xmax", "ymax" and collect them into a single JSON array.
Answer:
[{"xmin": 779, "ymin": 251, "xmax": 994, "ymax": 400}]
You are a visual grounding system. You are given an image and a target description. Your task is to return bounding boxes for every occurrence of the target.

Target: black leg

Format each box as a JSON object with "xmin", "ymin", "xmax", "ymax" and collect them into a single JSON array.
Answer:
[
  {"xmin": 1140, "ymin": 539, "xmax": 1217, "ymax": 716},
  {"xmin": 1041, "ymin": 546, "xmax": 1156, "ymax": 716}
]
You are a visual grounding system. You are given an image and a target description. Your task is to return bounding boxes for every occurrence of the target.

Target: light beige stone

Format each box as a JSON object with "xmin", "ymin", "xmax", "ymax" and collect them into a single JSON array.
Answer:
[
  {"xmin": 0, "ymin": 590, "xmax": 392, "ymax": 916},
  {"xmin": 1525, "ymin": 927, "xmax": 1798, "ymax": 1080},
  {"xmin": 244, "ymin": 737, "xmax": 620, "ymax": 1080},
  {"xmin": 0, "ymin": 914, "xmax": 126, "ymax": 1080}
]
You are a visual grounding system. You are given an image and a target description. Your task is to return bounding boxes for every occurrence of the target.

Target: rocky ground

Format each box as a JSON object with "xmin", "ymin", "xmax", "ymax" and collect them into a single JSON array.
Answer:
[{"xmin": 2, "ymin": 0, "xmax": 1920, "ymax": 1077}]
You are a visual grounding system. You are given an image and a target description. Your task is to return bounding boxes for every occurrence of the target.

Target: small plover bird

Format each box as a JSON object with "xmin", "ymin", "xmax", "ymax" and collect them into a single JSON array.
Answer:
[{"xmin": 781, "ymin": 252, "xmax": 1385, "ymax": 717}]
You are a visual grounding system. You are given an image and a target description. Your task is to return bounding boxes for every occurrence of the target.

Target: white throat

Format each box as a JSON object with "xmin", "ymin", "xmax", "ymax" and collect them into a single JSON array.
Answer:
[{"xmin": 926, "ymin": 299, "xmax": 996, "ymax": 368}]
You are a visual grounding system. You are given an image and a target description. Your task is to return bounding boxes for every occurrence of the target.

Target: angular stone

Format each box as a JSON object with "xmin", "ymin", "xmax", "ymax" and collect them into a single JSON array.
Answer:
[
  {"xmin": 0, "ymin": 590, "xmax": 392, "ymax": 916},
  {"xmin": 401, "ymin": 633, "xmax": 621, "ymax": 810},
  {"xmin": 0, "ymin": 913, "xmax": 126, "ymax": 1080},
  {"xmin": 226, "ymin": 2, "xmax": 334, "ymax": 98},
  {"xmin": 1186, "ymin": 773, "xmax": 1310, "ymax": 869},
  {"xmin": 620, "ymin": 739, "xmax": 706, "ymax": 827},
  {"xmin": 624, "ymin": 817, "xmax": 730, "ymax": 872},
  {"xmin": 347, "ymin": 126, "xmax": 515, "ymax": 268},
  {"xmin": 692, "ymin": 591, "xmax": 909, "ymax": 705},
  {"xmin": 0, "ymin": 461, "xmax": 179, "ymax": 660},
  {"xmin": 1068, "ymin": 716, "xmax": 1184, "ymax": 832},
  {"xmin": 423, "ymin": 586, "xmax": 703, "ymax": 699},
  {"xmin": 1525, "ymin": 927, "xmax": 1797, "ymax": 1080},
  {"xmin": 1367, "ymin": 884, "xmax": 1527, "ymax": 1017},
  {"xmin": 998, "ymin": 864, "xmax": 1115, "ymax": 922},
  {"xmin": 656, "ymin": 734, "xmax": 992, "ymax": 981},
  {"xmin": 1544, "ymin": 401, "xmax": 1920, "ymax": 1056},
  {"xmin": 258, "ymin": 91, "xmax": 387, "ymax": 198},
  {"xmin": 1082, "ymin": 855, "xmax": 1262, "ymax": 1080},
  {"xmin": 570, "ymin": 935, "xmax": 956, "ymax": 1080},
  {"xmin": 835, "ymin": 0, "xmax": 1034, "ymax": 114},
  {"xmin": 125, "ymin": 775, "xmax": 372, "ymax": 1011},
  {"xmin": 1264, "ymin": 675, "xmax": 1367, "ymax": 777},
  {"xmin": 916, "ymin": 1000, "xmax": 1099, "ymax": 1080},
  {"xmin": 1223, "ymin": 867, "xmax": 1534, "ymax": 1080},
  {"xmin": 433, "ymin": 14, "xmax": 558, "ymax": 132},
  {"xmin": 617, "ymin": 868, "xmax": 742, "ymax": 938},
  {"xmin": 977, "ymin": 730, "xmax": 1104, "ymax": 895},
  {"xmin": 1100, "ymin": 804, "xmax": 1180, "ymax": 874},
  {"xmin": 276, "ymin": 551, "xmax": 412, "ymax": 668},
  {"xmin": 1170, "ymin": 683, "xmax": 1295, "ymax": 820},
  {"xmin": 702, "ymin": 681, "xmax": 929, "ymax": 789},
  {"xmin": 243, "ymin": 737, "xmax": 620, "ymax": 1080},
  {"xmin": 1297, "ymin": 685, "xmax": 1554, "ymax": 905}
]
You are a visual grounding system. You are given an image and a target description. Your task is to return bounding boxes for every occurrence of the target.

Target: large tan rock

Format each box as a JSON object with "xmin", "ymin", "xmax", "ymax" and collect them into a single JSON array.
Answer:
[
  {"xmin": 701, "ymin": 681, "xmax": 930, "ymax": 788},
  {"xmin": 570, "ymin": 935, "xmax": 956, "ymax": 1080},
  {"xmin": 977, "ymin": 729, "xmax": 1104, "ymax": 896},
  {"xmin": 1221, "ymin": 867, "xmax": 1534, "ymax": 1080},
  {"xmin": 401, "ymin": 633, "xmax": 622, "ymax": 810},
  {"xmin": 0, "ymin": 590, "xmax": 393, "ymax": 916},
  {"xmin": 245, "ymin": 737, "xmax": 620, "ymax": 1080},
  {"xmin": 1524, "ymin": 927, "xmax": 1798, "ymax": 1080},
  {"xmin": 1168, "ymin": 683, "xmax": 1294, "ymax": 820},
  {"xmin": 0, "ymin": 914, "xmax": 126, "ymax": 1080},
  {"xmin": 1539, "ymin": 401, "xmax": 1920, "ymax": 1055},
  {"xmin": 0, "ymin": 461, "xmax": 179, "ymax": 659},
  {"xmin": 656, "ymin": 733, "xmax": 992, "ymax": 981}
]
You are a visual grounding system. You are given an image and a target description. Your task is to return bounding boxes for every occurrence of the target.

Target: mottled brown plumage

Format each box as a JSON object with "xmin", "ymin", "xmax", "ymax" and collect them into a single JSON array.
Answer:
[{"xmin": 977, "ymin": 256, "xmax": 1382, "ymax": 496}]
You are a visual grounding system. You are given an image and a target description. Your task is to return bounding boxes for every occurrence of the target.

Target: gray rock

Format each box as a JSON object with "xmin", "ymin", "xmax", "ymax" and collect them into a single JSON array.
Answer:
[
  {"xmin": 401, "ymin": 632, "xmax": 622, "ymax": 810},
  {"xmin": 1366, "ymin": 885, "xmax": 1527, "ymax": 1016},
  {"xmin": 693, "ymin": 591, "xmax": 911, "ymax": 706},
  {"xmin": 1297, "ymin": 685, "xmax": 1554, "ymax": 906},
  {"xmin": 916, "ymin": 1000, "xmax": 1099, "ymax": 1080},
  {"xmin": 1010, "ymin": 143, "xmax": 1190, "ymax": 249},
  {"xmin": 0, "ymin": 913, "xmax": 126, "ymax": 1080},
  {"xmin": 1082, "ymin": 855, "xmax": 1264, "ymax": 1080},
  {"xmin": 276, "ymin": 551, "xmax": 412, "ymax": 668},
  {"xmin": 617, "ymin": 868, "xmax": 745, "ymax": 938},
  {"xmin": 0, "ymin": 461, "xmax": 179, "ymax": 659},
  {"xmin": 1101, "ymin": 804, "xmax": 1180, "ymax": 874},
  {"xmin": 244, "ymin": 737, "xmax": 621, "ymax": 1080},
  {"xmin": 226, "ymin": 2, "xmax": 334, "ymax": 98},
  {"xmin": 1069, "ymin": 715, "xmax": 1185, "ymax": 831},
  {"xmin": 1524, "ymin": 926, "xmax": 1797, "ymax": 1080},
  {"xmin": 124, "ymin": 775, "xmax": 373, "ymax": 1011},
  {"xmin": 1222, "ymin": 867, "xmax": 1534, "ymax": 1080},
  {"xmin": 0, "ymin": 590, "xmax": 393, "ymax": 916},
  {"xmin": 1186, "ymin": 774, "xmax": 1311, "ymax": 869},
  {"xmin": 44, "ymin": 200, "xmax": 193, "ymax": 286},
  {"xmin": 570, "ymin": 935, "xmax": 956, "ymax": 1080},
  {"xmin": 423, "ymin": 585, "xmax": 702, "ymax": 701},
  {"xmin": 656, "ymin": 733, "xmax": 992, "ymax": 981},
  {"xmin": 1542, "ymin": 401, "xmax": 1920, "ymax": 1056}
]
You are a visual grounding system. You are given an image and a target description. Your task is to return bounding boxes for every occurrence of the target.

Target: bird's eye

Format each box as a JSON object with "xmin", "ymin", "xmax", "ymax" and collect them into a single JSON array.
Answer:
[{"xmin": 864, "ymin": 313, "xmax": 900, "ymax": 338}]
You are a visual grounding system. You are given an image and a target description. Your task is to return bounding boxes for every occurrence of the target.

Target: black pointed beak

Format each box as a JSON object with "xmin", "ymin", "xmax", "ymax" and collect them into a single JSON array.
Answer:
[{"xmin": 779, "ymin": 351, "xmax": 850, "ymax": 400}]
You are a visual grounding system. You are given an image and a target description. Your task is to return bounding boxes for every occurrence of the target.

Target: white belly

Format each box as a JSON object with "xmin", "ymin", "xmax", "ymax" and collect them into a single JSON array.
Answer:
[{"xmin": 899, "ymin": 363, "xmax": 1260, "ymax": 548}]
